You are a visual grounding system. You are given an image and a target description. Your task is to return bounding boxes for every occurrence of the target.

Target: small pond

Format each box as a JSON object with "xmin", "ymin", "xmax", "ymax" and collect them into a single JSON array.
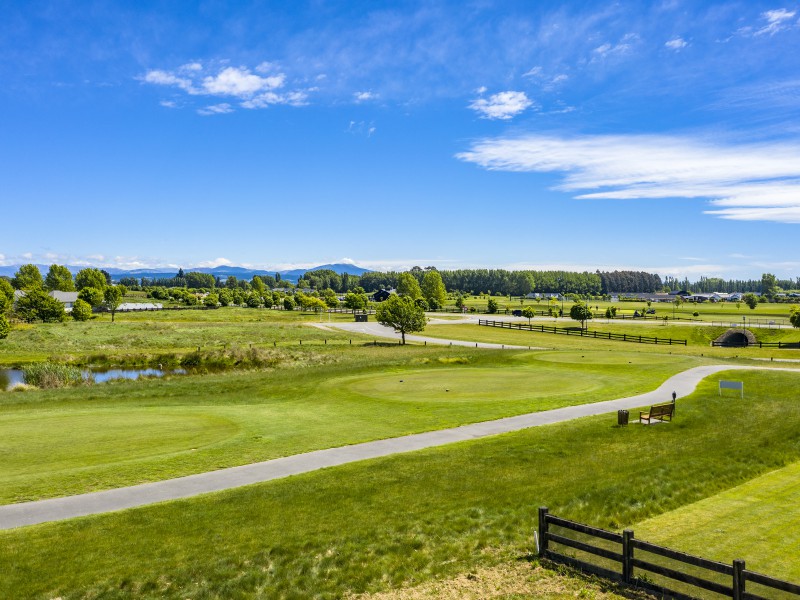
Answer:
[{"xmin": 0, "ymin": 367, "xmax": 187, "ymax": 391}]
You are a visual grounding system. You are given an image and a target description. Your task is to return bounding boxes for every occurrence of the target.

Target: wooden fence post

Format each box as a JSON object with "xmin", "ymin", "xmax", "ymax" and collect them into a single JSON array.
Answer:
[
  {"xmin": 538, "ymin": 507, "xmax": 549, "ymax": 558},
  {"xmin": 733, "ymin": 559, "xmax": 745, "ymax": 600},
  {"xmin": 623, "ymin": 529, "xmax": 634, "ymax": 583}
]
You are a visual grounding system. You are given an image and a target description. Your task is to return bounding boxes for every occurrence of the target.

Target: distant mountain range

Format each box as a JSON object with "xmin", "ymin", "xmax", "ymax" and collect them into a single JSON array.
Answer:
[{"xmin": 0, "ymin": 263, "xmax": 371, "ymax": 284}]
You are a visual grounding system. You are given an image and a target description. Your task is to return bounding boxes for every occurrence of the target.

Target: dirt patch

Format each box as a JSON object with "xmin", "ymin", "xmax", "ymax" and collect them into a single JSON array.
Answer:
[{"xmin": 346, "ymin": 561, "xmax": 652, "ymax": 600}]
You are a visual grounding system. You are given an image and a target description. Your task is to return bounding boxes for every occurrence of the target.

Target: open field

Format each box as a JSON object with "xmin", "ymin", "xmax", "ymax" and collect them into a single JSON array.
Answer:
[
  {"xmin": 2, "ymin": 369, "xmax": 799, "ymax": 598},
  {"xmin": 0, "ymin": 347, "xmax": 700, "ymax": 504},
  {"xmin": 0, "ymin": 307, "xmax": 361, "ymax": 365},
  {"xmin": 635, "ymin": 460, "xmax": 800, "ymax": 580},
  {"xmin": 423, "ymin": 322, "xmax": 800, "ymax": 359},
  {"xmin": 450, "ymin": 295, "xmax": 797, "ymax": 324}
]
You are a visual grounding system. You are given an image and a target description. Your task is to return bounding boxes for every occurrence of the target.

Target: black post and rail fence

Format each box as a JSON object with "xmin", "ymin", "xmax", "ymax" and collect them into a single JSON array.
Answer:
[
  {"xmin": 538, "ymin": 507, "xmax": 800, "ymax": 600},
  {"xmin": 479, "ymin": 320, "xmax": 688, "ymax": 346}
]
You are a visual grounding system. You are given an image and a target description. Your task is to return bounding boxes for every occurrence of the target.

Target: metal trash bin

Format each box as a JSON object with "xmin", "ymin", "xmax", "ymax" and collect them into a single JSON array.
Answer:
[{"xmin": 617, "ymin": 409, "xmax": 629, "ymax": 426}]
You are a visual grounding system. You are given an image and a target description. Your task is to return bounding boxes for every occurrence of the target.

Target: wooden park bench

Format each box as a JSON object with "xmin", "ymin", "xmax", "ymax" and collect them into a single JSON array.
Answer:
[{"xmin": 639, "ymin": 401, "xmax": 675, "ymax": 424}]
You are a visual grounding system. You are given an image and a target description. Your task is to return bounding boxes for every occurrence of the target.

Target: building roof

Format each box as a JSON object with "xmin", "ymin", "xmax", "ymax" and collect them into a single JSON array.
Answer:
[{"xmin": 49, "ymin": 291, "xmax": 79, "ymax": 303}]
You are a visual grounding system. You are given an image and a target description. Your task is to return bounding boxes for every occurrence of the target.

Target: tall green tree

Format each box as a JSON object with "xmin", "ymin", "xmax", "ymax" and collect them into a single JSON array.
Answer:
[
  {"xmin": 44, "ymin": 264, "xmax": 75, "ymax": 291},
  {"xmin": 570, "ymin": 301, "xmax": 593, "ymax": 330},
  {"xmin": 75, "ymin": 268, "xmax": 108, "ymax": 291},
  {"xmin": 761, "ymin": 273, "xmax": 778, "ymax": 299},
  {"xmin": 421, "ymin": 270, "xmax": 447, "ymax": 309},
  {"xmin": 12, "ymin": 264, "xmax": 43, "ymax": 290},
  {"xmin": 743, "ymin": 293, "xmax": 759, "ymax": 310},
  {"xmin": 78, "ymin": 287, "xmax": 105, "ymax": 307},
  {"xmin": 103, "ymin": 286, "xmax": 124, "ymax": 322},
  {"xmin": 396, "ymin": 272, "xmax": 423, "ymax": 300},
  {"xmin": 0, "ymin": 279, "xmax": 14, "ymax": 313},
  {"xmin": 375, "ymin": 294, "xmax": 427, "ymax": 344},
  {"xmin": 14, "ymin": 289, "xmax": 66, "ymax": 322},
  {"xmin": 790, "ymin": 305, "xmax": 800, "ymax": 329}
]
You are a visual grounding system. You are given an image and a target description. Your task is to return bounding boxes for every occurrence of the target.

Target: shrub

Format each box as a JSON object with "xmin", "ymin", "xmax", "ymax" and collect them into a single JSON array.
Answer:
[
  {"xmin": 487, "ymin": 298, "xmax": 499, "ymax": 314},
  {"xmin": 0, "ymin": 314, "xmax": 9, "ymax": 339},
  {"xmin": 71, "ymin": 299, "xmax": 93, "ymax": 321},
  {"xmin": 693, "ymin": 311, "xmax": 699, "ymax": 317},
  {"xmin": 283, "ymin": 297, "xmax": 296, "ymax": 311},
  {"xmin": 22, "ymin": 363, "xmax": 85, "ymax": 388}
]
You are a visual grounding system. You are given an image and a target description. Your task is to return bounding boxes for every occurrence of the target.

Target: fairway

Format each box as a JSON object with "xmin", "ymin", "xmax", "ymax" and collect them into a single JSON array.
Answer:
[
  {"xmin": 0, "ymin": 348, "xmax": 701, "ymax": 504},
  {"xmin": 635, "ymin": 461, "xmax": 800, "ymax": 579}
]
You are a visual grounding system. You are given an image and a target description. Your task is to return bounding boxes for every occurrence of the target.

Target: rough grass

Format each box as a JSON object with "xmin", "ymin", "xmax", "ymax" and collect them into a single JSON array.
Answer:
[
  {"xmin": 0, "ymin": 307, "xmax": 361, "ymax": 365},
  {"xmin": 2, "ymin": 369, "xmax": 799, "ymax": 599},
  {"xmin": 0, "ymin": 347, "xmax": 699, "ymax": 504},
  {"xmin": 21, "ymin": 362, "xmax": 85, "ymax": 388},
  {"xmin": 635, "ymin": 460, "xmax": 800, "ymax": 579}
]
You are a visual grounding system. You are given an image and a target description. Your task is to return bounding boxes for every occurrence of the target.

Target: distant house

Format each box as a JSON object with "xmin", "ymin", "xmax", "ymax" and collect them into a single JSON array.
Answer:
[
  {"xmin": 49, "ymin": 291, "xmax": 79, "ymax": 311},
  {"xmin": 371, "ymin": 289, "xmax": 395, "ymax": 302},
  {"xmin": 12, "ymin": 289, "xmax": 79, "ymax": 312}
]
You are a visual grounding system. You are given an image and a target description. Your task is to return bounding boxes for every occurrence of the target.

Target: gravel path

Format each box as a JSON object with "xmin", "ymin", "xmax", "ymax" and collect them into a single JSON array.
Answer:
[{"xmin": 1, "ymin": 365, "xmax": 796, "ymax": 530}]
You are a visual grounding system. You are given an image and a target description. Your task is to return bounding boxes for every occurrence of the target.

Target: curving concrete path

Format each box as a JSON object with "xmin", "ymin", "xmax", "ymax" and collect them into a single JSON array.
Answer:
[
  {"xmin": 1, "ymin": 365, "xmax": 797, "ymax": 530},
  {"xmin": 315, "ymin": 320, "xmax": 546, "ymax": 349}
]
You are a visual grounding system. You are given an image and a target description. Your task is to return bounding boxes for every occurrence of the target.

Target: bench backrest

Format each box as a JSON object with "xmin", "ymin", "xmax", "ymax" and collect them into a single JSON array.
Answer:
[{"xmin": 650, "ymin": 403, "xmax": 674, "ymax": 416}]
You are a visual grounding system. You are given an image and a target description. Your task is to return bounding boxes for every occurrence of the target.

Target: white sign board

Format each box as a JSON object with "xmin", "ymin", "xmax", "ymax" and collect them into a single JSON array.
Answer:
[{"xmin": 719, "ymin": 380, "xmax": 744, "ymax": 398}]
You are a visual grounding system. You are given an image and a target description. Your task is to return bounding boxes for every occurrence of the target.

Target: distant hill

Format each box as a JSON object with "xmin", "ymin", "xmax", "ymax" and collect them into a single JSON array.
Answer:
[{"xmin": 0, "ymin": 262, "xmax": 371, "ymax": 284}]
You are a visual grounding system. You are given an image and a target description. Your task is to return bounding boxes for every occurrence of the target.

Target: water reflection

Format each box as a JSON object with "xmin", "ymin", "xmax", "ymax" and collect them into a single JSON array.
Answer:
[{"xmin": 0, "ymin": 367, "xmax": 187, "ymax": 390}]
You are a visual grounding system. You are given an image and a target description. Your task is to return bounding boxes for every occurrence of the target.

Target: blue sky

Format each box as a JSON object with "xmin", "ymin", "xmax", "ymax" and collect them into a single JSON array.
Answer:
[{"xmin": 2, "ymin": 1, "xmax": 799, "ymax": 280}]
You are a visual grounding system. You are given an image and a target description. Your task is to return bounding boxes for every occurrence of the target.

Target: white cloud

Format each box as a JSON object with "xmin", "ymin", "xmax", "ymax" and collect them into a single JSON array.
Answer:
[
  {"xmin": 194, "ymin": 257, "xmax": 234, "ymax": 268},
  {"xmin": 160, "ymin": 100, "xmax": 177, "ymax": 108},
  {"xmin": 665, "ymin": 37, "xmax": 688, "ymax": 50},
  {"xmin": 141, "ymin": 63, "xmax": 310, "ymax": 111},
  {"xmin": 756, "ymin": 8, "xmax": 797, "ymax": 36},
  {"xmin": 469, "ymin": 91, "xmax": 533, "ymax": 120},
  {"xmin": 197, "ymin": 103, "xmax": 234, "ymax": 116},
  {"xmin": 591, "ymin": 33, "xmax": 639, "ymax": 61},
  {"xmin": 456, "ymin": 133, "xmax": 800, "ymax": 223},
  {"xmin": 143, "ymin": 70, "xmax": 197, "ymax": 94},
  {"xmin": 202, "ymin": 67, "xmax": 284, "ymax": 97},
  {"xmin": 522, "ymin": 67, "xmax": 543, "ymax": 78},
  {"xmin": 354, "ymin": 90, "xmax": 377, "ymax": 102}
]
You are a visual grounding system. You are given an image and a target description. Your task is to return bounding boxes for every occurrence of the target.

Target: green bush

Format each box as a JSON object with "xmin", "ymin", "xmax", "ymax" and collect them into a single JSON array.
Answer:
[
  {"xmin": 0, "ymin": 314, "xmax": 9, "ymax": 339},
  {"xmin": 71, "ymin": 299, "xmax": 93, "ymax": 321},
  {"xmin": 22, "ymin": 362, "xmax": 85, "ymax": 388}
]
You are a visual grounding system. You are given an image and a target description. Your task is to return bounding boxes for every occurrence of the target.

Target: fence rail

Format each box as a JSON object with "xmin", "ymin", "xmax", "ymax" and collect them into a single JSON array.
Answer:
[
  {"xmin": 538, "ymin": 507, "xmax": 799, "ymax": 600},
  {"xmin": 479, "ymin": 320, "xmax": 688, "ymax": 346},
  {"xmin": 712, "ymin": 340, "xmax": 800, "ymax": 349}
]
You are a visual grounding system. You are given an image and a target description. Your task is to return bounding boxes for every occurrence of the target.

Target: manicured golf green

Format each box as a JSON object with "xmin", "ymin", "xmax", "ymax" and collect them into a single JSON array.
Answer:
[
  {"xmin": 0, "ymin": 348, "xmax": 699, "ymax": 504},
  {"xmin": 2, "ymin": 369, "xmax": 798, "ymax": 599},
  {"xmin": 635, "ymin": 460, "xmax": 800, "ymax": 579}
]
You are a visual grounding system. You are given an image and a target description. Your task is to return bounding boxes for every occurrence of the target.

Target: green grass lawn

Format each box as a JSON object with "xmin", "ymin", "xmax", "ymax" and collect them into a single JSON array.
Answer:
[
  {"xmin": 635, "ymin": 460, "xmax": 800, "ymax": 579},
  {"xmin": 2, "ymin": 368, "xmax": 799, "ymax": 599},
  {"xmin": 423, "ymin": 322, "xmax": 800, "ymax": 359},
  {"xmin": 0, "ymin": 347, "xmax": 699, "ymax": 504},
  {"xmin": 449, "ymin": 296, "xmax": 795, "ymax": 324}
]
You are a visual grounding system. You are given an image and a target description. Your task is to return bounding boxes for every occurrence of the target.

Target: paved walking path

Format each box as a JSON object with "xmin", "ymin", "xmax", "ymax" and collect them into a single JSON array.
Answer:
[
  {"xmin": 1, "ymin": 365, "xmax": 796, "ymax": 531},
  {"xmin": 316, "ymin": 321, "xmax": 545, "ymax": 349}
]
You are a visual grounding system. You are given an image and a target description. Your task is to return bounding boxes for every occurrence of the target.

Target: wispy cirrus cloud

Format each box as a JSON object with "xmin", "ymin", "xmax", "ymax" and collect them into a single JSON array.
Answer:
[
  {"xmin": 141, "ymin": 62, "xmax": 310, "ymax": 113},
  {"xmin": 756, "ymin": 8, "xmax": 797, "ymax": 36},
  {"xmin": 469, "ymin": 90, "xmax": 533, "ymax": 120},
  {"xmin": 456, "ymin": 133, "xmax": 800, "ymax": 223}
]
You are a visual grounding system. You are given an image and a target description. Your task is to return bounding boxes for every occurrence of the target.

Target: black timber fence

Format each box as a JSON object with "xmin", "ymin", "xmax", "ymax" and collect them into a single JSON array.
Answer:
[
  {"xmin": 478, "ymin": 319, "xmax": 688, "ymax": 346},
  {"xmin": 711, "ymin": 340, "xmax": 800, "ymax": 349},
  {"xmin": 538, "ymin": 507, "xmax": 800, "ymax": 600}
]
